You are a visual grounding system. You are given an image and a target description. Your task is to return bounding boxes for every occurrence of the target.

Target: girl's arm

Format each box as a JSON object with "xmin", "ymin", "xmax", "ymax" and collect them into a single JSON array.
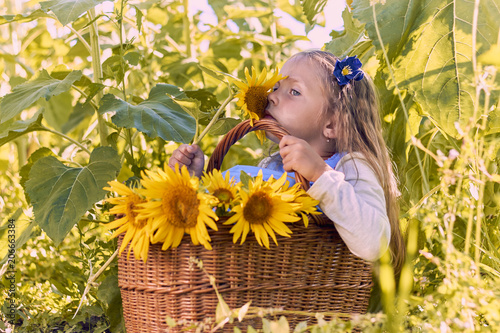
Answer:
[{"xmin": 307, "ymin": 154, "xmax": 391, "ymax": 262}]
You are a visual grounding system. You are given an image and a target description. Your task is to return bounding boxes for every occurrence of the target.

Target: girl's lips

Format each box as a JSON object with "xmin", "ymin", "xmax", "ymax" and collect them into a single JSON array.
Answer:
[{"xmin": 262, "ymin": 112, "xmax": 276, "ymax": 121}]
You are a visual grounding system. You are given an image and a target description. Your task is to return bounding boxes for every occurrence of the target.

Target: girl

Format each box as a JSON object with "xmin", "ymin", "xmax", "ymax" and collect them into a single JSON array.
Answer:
[{"xmin": 169, "ymin": 50, "xmax": 405, "ymax": 272}]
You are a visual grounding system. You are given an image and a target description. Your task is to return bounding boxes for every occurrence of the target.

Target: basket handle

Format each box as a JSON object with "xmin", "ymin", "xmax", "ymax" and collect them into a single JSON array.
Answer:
[{"xmin": 206, "ymin": 119, "xmax": 311, "ymax": 190}]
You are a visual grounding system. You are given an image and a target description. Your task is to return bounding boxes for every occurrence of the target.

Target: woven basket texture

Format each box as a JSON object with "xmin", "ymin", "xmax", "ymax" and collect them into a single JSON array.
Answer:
[{"xmin": 117, "ymin": 119, "xmax": 373, "ymax": 332}]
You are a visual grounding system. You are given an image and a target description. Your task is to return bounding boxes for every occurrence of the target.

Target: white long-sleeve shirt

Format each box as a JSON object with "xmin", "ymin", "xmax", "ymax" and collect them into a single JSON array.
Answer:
[{"xmin": 259, "ymin": 152, "xmax": 391, "ymax": 262}]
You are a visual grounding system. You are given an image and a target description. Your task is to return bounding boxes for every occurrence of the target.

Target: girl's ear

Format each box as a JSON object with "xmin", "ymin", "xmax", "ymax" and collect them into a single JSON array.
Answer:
[{"xmin": 323, "ymin": 118, "xmax": 336, "ymax": 140}]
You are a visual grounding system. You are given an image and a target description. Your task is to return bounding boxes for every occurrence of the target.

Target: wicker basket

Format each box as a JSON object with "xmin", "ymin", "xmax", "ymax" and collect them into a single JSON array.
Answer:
[{"xmin": 118, "ymin": 119, "xmax": 373, "ymax": 332}]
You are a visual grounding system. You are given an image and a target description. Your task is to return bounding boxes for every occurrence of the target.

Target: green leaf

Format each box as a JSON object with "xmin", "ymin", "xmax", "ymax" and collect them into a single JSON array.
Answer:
[
  {"xmin": 293, "ymin": 321, "xmax": 308, "ymax": 332},
  {"xmin": 0, "ymin": 209, "xmax": 35, "ymax": 266},
  {"xmin": 486, "ymin": 108, "xmax": 500, "ymax": 135},
  {"xmin": 41, "ymin": 91, "xmax": 73, "ymax": 132},
  {"xmin": 40, "ymin": 0, "xmax": 108, "ymax": 26},
  {"xmin": 97, "ymin": 272, "xmax": 125, "ymax": 333},
  {"xmin": 224, "ymin": 5, "xmax": 271, "ymax": 19},
  {"xmin": 20, "ymin": 147, "xmax": 57, "ymax": 205},
  {"xmin": 98, "ymin": 84, "xmax": 196, "ymax": 143},
  {"xmin": 166, "ymin": 316, "xmax": 177, "ymax": 327},
  {"xmin": 478, "ymin": 44, "xmax": 500, "ymax": 66},
  {"xmin": 61, "ymin": 102, "xmax": 95, "ymax": 134},
  {"xmin": 209, "ymin": 118, "xmax": 240, "ymax": 136},
  {"xmin": 174, "ymin": 98, "xmax": 203, "ymax": 120},
  {"xmin": 353, "ymin": 0, "xmax": 500, "ymax": 137},
  {"xmin": 237, "ymin": 301, "xmax": 251, "ymax": 322},
  {"xmin": 301, "ymin": 0, "xmax": 328, "ymax": 31},
  {"xmin": 124, "ymin": 51, "xmax": 141, "ymax": 66},
  {"xmin": 185, "ymin": 89, "xmax": 221, "ymax": 113},
  {"xmin": 277, "ymin": 0, "xmax": 306, "ymax": 22},
  {"xmin": 0, "ymin": 69, "xmax": 82, "ymax": 123},
  {"xmin": 325, "ymin": 7, "xmax": 366, "ymax": 58},
  {"xmin": 269, "ymin": 316, "xmax": 289, "ymax": 333},
  {"xmin": 0, "ymin": 9, "xmax": 54, "ymax": 25},
  {"xmin": 25, "ymin": 147, "xmax": 120, "ymax": 245},
  {"xmin": 0, "ymin": 109, "xmax": 45, "ymax": 147}
]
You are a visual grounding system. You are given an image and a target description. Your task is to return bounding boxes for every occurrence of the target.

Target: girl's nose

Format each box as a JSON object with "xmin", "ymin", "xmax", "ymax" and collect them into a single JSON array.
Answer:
[{"xmin": 267, "ymin": 90, "xmax": 277, "ymax": 105}]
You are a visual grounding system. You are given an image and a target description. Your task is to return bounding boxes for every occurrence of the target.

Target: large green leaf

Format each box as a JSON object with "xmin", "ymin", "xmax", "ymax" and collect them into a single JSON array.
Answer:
[
  {"xmin": 0, "ymin": 70, "xmax": 82, "ymax": 123},
  {"xmin": 40, "ymin": 0, "xmax": 108, "ymax": 26},
  {"xmin": 0, "ymin": 9, "xmax": 54, "ymax": 25},
  {"xmin": 25, "ymin": 147, "xmax": 120, "ymax": 245},
  {"xmin": 325, "ymin": 7, "xmax": 366, "ymax": 58},
  {"xmin": 354, "ymin": 0, "xmax": 500, "ymax": 137},
  {"xmin": 20, "ymin": 147, "xmax": 57, "ymax": 205},
  {"xmin": 0, "ymin": 109, "xmax": 45, "ymax": 146},
  {"xmin": 98, "ymin": 84, "xmax": 196, "ymax": 143}
]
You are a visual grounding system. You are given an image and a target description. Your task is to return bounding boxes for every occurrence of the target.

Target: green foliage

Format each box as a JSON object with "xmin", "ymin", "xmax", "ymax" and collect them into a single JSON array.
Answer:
[
  {"xmin": 25, "ymin": 147, "xmax": 120, "ymax": 245},
  {"xmin": 0, "ymin": 70, "xmax": 82, "ymax": 123},
  {"xmin": 98, "ymin": 85, "xmax": 196, "ymax": 143},
  {"xmin": 353, "ymin": 0, "xmax": 500, "ymax": 138},
  {"xmin": 40, "ymin": 0, "xmax": 109, "ymax": 26}
]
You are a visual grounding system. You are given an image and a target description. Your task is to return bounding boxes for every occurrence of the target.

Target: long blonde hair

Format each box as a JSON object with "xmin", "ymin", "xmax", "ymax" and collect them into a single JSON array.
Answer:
[{"xmin": 292, "ymin": 50, "xmax": 405, "ymax": 273}]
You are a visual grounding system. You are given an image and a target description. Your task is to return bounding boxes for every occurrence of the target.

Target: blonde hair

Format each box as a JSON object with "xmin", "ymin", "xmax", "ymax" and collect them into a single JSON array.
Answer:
[{"xmin": 291, "ymin": 50, "xmax": 405, "ymax": 273}]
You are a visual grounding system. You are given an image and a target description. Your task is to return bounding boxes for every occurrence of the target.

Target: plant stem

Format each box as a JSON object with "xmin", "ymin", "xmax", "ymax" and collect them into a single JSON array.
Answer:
[
  {"xmin": 88, "ymin": 8, "xmax": 109, "ymax": 146},
  {"xmin": 67, "ymin": 25, "xmax": 91, "ymax": 54},
  {"xmin": 72, "ymin": 249, "xmax": 119, "ymax": 319},
  {"xmin": 371, "ymin": 4, "xmax": 429, "ymax": 194},
  {"xmin": 182, "ymin": 0, "xmax": 193, "ymax": 58},
  {"xmin": 71, "ymin": 84, "xmax": 99, "ymax": 110},
  {"xmin": 268, "ymin": 0, "xmax": 278, "ymax": 68},
  {"xmin": 43, "ymin": 127, "xmax": 91, "ymax": 155},
  {"xmin": 475, "ymin": 171, "xmax": 485, "ymax": 276},
  {"xmin": 193, "ymin": 90, "xmax": 234, "ymax": 145}
]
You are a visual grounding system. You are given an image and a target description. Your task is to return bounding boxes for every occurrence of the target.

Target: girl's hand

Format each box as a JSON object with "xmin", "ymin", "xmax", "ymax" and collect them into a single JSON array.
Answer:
[
  {"xmin": 279, "ymin": 136, "xmax": 333, "ymax": 182},
  {"xmin": 168, "ymin": 144, "xmax": 205, "ymax": 178}
]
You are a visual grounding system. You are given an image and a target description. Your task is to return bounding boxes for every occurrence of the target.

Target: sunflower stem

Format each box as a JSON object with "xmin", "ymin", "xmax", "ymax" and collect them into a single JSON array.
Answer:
[
  {"xmin": 72, "ymin": 249, "xmax": 119, "ymax": 319},
  {"xmin": 193, "ymin": 90, "xmax": 234, "ymax": 145}
]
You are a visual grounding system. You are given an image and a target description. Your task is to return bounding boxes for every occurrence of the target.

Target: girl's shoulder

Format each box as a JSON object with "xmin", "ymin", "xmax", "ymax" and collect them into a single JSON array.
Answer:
[
  {"xmin": 335, "ymin": 152, "xmax": 379, "ymax": 179},
  {"xmin": 336, "ymin": 152, "xmax": 369, "ymax": 168}
]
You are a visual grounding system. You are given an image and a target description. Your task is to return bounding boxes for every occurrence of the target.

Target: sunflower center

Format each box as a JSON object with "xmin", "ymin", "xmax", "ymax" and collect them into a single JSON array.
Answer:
[
  {"xmin": 243, "ymin": 191, "xmax": 273, "ymax": 224},
  {"xmin": 126, "ymin": 196, "xmax": 147, "ymax": 229},
  {"xmin": 213, "ymin": 188, "xmax": 233, "ymax": 204},
  {"xmin": 162, "ymin": 184, "xmax": 200, "ymax": 228},
  {"xmin": 244, "ymin": 86, "xmax": 269, "ymax": 118},
  {"xmin": 341, "ymin": 66, "xmax": 352, "ymax": 76}
]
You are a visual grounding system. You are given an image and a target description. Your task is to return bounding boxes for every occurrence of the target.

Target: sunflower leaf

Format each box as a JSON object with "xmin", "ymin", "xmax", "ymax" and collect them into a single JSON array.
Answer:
[
  {"xmin": 0, "ymin": 69, "xmax": 82, "ymax": 123},
  {"xmin": 324, "ymin": 7, "xmax": 365, "ymax": 58},
  {"xmin": 0, "ymin": 9, "xmax": 53, "ymax": 25},
  {"xmin": 0, "ymin": 109, "xmax": 45, "ymax": 147},
  {"xmin": 25, "ymin": 147, "xmax": 120, "ymax": 245},
  {"xmin": 98, "ymin": 84, "xmax": 196, "ymax": 143},
  {"xmin": 40, "ymin": 0, "xmax": 107, "ymax": 26},
  {"xmin": 353, "ymin": 0, "xmax": 500, "ymax": 137},
  {"xmin": 208, "ymin": 118, "xmax": 240, "ymax": 136},
  {"xmin": 239, "ymin": 170, "xmax": 254, "ymax": 189}
]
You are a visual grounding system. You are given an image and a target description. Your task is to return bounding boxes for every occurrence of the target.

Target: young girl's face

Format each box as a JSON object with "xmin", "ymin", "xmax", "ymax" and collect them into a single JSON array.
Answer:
[{"xmin": 265, "ymin": 56, "xmax": 328, "ymax": 150}]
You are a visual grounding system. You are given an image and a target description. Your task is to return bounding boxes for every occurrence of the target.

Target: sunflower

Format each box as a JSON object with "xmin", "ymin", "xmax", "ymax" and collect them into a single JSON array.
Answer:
[
  {"xmin": 288, "ymin": 187, "xmax": 321, "ymax": 227},
  {"xmin": 224, "ymin": 171, "xmax": 301, "ymax": 248},
  {"xmin": 104, "ymin": 181, "xmax": 152, "ymax": 262},
  {"xmin": 201, "ymin": 169, "xmax": 240, "ymax": 211},
  {"xmin": 138, "ymin": 165, "xmax": 218, "ymax": 251},
  {"xmin": 233, "ymin": 67, "xmax": 284, "ymax": 142}
]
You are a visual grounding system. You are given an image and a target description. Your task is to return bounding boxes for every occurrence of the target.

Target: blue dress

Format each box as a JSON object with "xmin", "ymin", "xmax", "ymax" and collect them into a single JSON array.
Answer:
[{"xmin": 224, "ymin": 153, "xmax": 346, "ymax": 186}]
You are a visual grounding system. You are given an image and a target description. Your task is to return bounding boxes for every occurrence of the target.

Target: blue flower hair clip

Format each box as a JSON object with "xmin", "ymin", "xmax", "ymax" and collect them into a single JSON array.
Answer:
[{"xmin": 333, "ymin": 56, "xmax": 364, "ymax": 86}]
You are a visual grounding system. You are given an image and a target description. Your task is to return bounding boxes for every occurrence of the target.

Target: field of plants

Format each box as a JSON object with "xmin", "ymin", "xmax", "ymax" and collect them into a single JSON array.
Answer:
[{"xmin": 1, "ymin": 0, "xmax": 499, "ymax": 331}]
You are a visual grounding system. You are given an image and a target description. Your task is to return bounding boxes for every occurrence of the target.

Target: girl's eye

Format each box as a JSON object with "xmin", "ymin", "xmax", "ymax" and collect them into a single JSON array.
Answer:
[
  {"xmin": 272, "ymin": 86, "xmax": 278, "ymax": 92},
  {"xmin": 291, "ymin": 89, "xmax": 301, "ymax": 96}
]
